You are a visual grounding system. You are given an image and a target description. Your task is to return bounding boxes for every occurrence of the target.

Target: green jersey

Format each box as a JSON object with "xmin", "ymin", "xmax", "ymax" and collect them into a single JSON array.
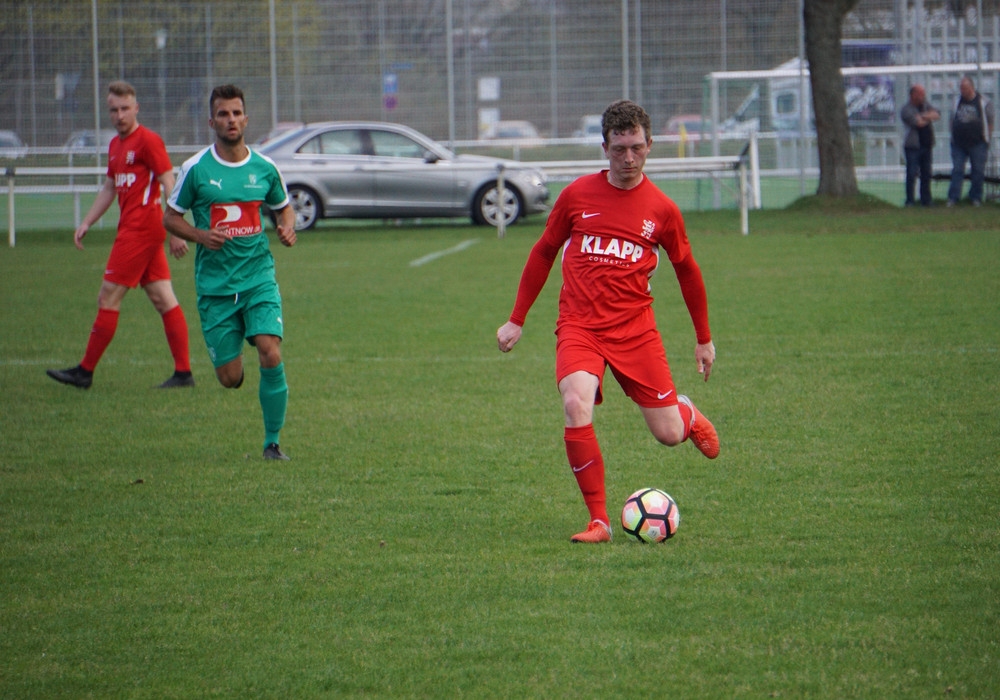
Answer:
[{"xmin": 168, "ymin": 144, "xmax": 290, "ymax": 297}]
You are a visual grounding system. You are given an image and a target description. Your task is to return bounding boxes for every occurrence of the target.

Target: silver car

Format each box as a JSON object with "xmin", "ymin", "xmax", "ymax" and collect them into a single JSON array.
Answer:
[
  {"xmin": 62, "ymin": 129, "xmax": 118, "ymax": 152},
  {"xmin": 0, "ymin": 130, "xmax": 28, "ymax": 159},
  {"xmin": 256, "ymin": 121, "xmax": 549, "ymax": 229}
]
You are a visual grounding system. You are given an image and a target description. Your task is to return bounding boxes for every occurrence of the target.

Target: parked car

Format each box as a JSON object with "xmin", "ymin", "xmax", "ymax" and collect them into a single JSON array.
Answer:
[
  {"xmin": 63, "ymin": 129, "xmax": 117, "ymax": 152},
  {"xmin": 572, "ymin": 114, "xmax": 603, "ymax": 142},
  {"xmin": 663, "ymin": 113, "xmax": 760, "ymax": 141},
  {"xmin": 663, "ymin": 114, "xmax": 715, "ymax": 142},
  {"xmin": 257, "ymin": 121, "xmax": 549, "ymax": 229},
  {"xmin": 0, "ymin": 130, "xmax": 28, "ymax": 159},
  {"xmin": 480, "ymin": 120, "xmax": 541, "ymax": 142},
  {"xmin": 255, "ymin": 121, "xmax": 305, "ymax": 145}
]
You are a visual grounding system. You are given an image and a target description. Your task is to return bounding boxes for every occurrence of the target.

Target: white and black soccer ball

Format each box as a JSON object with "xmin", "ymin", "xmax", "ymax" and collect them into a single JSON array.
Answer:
[{"xmin": 621, "ymin": 488, "xmax": 680, "ymax": 543}]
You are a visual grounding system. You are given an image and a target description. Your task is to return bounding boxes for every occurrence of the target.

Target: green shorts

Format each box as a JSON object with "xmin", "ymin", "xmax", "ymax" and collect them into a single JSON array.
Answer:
[{"xmin": 197, "ymin": 281, "xmax": 285, "ymax": 368}]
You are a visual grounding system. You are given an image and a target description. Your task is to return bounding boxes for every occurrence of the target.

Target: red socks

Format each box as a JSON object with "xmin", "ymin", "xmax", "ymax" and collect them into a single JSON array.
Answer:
[
  {"xmin": 80, "ymin": 308, "xmax": 119, "ymax": 372},
  {"xmin": 677, "ymin": 401, "xmax": 693, "ymax": 442},
  {"xmin": 80, "ymin": 305, "xmax": 190, "ymax": 374},
  {"xmin": 565, "ymin": 424, "xmax": 608, "ymax": 526},
  {"xmin": 161, "ymin": 305, "xmax": 191, "ymax": 373}
]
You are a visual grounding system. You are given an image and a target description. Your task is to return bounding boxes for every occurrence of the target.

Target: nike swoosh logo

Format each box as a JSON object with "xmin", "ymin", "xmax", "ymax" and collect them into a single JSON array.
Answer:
[
  {"xmin": 571, "ymin": 459, "xmax": 595, "ymax": 473},
  {"xmin": 657, "ymin": 390, "xmax": 674, "ymax": 400},
  {"xmin": 581, "ymin": 212, "xmax": 600, "ymax": 219}
]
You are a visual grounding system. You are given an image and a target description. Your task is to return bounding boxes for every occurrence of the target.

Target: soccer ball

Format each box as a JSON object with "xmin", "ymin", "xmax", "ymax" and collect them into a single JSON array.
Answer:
[{"xmin": 621, "ymin": 488, "xmax": 680, "ymax": 543}]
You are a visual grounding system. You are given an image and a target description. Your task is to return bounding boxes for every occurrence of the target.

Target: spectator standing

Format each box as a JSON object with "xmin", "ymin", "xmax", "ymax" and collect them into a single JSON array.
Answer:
[
  {"xmin": 901, "ymin": 84, "xmax": 940, "ymax": 207},
  {"xmin": 948, "ymin": 76, "xmax": 994, "ymax": 206}
]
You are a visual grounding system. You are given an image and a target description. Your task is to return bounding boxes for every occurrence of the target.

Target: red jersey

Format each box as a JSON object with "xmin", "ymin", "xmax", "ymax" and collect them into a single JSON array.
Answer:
[
  {"xmin": 509, "ymin": 171, "xmax": 711, "ymax": 342},
  {"xmin": 106, "ymin": 124, "xmax": 173, "ymax": 241}
]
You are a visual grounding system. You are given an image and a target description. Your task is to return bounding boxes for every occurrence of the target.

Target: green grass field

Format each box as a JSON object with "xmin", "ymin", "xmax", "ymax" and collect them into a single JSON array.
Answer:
[{"xmin": 1, "ymin": 200, "xmax": 998, "ymax": 698}]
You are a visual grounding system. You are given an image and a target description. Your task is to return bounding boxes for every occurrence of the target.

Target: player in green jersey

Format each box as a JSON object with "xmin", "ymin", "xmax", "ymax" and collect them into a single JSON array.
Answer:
[{"xmin": 164, "ymin": 84, "xmax": 297, "ymax": 460}]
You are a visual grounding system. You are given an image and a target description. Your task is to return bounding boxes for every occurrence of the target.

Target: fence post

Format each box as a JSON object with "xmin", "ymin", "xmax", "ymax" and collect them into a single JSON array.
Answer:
[
  {"xmin": 6, "ymin": 167, "xmax": 14, "ymax": 248},
  {"xmin": 496, "ymin": 163, "xmax": 507, "ymax": 239},
  {"xmin": 739, "ymin": 160, "xmax": 749, "ymax": 235},
  {"xmin": 750, "ymin": 130, "xmax": 762, "ymax": 209}
]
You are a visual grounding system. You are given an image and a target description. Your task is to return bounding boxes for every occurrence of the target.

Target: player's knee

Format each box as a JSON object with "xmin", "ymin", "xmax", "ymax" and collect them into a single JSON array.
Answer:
[
  {"xmin": 562, "ymin": 393, "xmax": 593, "ymax": 425},
  {"xmin": 257, "ymin": 342, "xmax": 281, "ymax": 369},
  {"xmin": 259, "ymin": 347, "xmax": 282, "ymax": 369},
  {"xmin": 653, "ymin": 428, "xmax": 685, "ymax": 447},
  {"xmin": 649, "ymin": 418, "xmax": 685, "ymax": 447},
  {"xmin": 215, "ymin": 363, "xmax": 244, "ymax": 388}
]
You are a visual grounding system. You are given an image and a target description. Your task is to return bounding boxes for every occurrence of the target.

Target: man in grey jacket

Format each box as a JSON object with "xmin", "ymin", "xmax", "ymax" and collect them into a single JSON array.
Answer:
[{"xmin": 948, "ymin": 76, "xmax": 994, "ymax": 206}]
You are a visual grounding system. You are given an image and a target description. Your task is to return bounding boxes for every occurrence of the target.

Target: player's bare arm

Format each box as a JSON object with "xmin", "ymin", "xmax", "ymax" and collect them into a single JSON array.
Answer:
[
  {"xmin": 163, "ymin": 208, "xmax": 229, "ymax": 251},
  {"xmin": 158, "ymin": 170, "xmax": 188, "ymax": 258},
  {"xmin": 74, "ymin": 178, "xmax": 117, "ymax": 250},
  {"xmin": 497, "ymin": 321, "xmax": 523, "ymax": 353},
  {"xmin": 274, "ymin": 205, "xmax": 297, "ymax": 247}
]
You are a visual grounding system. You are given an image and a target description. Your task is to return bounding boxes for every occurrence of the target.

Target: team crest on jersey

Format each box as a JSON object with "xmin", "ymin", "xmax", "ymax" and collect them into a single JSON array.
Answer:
[
  {"xmin": 126, "ymin": 151, "xmax": 136, "ymax": 165},
  {"xmin": 210, "ymin": 201, "xmax": 263, "ymax": 237},
  {"xmin": 641, "ymin": 219, "xmax": 655, "ymax": 239},
  {"xmin": 244, "ymin": 172, "xmax": 266, "ymax": 190}
]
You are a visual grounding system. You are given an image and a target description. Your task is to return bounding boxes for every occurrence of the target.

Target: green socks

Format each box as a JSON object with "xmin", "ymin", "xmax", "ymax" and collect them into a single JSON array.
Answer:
[{"xmin": 259, "ymin": 362, "xmax": 288, "ymax": 449}]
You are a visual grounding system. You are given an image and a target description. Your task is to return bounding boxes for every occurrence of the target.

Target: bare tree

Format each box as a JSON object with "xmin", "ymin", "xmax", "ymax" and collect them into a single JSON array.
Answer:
[{"xmin": 804, "ymin": 0, "xmax": 862, "ymax": 197}]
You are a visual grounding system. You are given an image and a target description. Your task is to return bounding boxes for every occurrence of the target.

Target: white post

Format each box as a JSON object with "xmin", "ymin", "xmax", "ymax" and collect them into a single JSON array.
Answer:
[
  {"xmin": 269, "ymin": 0, "xmax": 278, "ymax": 131},
  {"xmin": 621, "ymin": 0, "xmax": 629, "ymax": 100},
  {"xmin": 91, "ymin": 0, "xmax": 101, "ymax": 167},
  {"xmin": 739, "ymin": 161, "xmax": 749, "ymax": 236},
  {"xmin": 7, "ymin": 168, "xmax": 15, "ymax": 247},
  {"xmin": 496, "ymin": 164, "xmax": 507, "ymax": 239}
]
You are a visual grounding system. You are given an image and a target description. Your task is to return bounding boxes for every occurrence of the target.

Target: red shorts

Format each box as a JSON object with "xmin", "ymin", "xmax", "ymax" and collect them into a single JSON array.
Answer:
[
  {"xmin": 555, "ymin": 309, "xmax": 677, "ymax": 409},
  {"xmin": 104, "ymin": 234, "xmax": 171, "ymax": 289}
]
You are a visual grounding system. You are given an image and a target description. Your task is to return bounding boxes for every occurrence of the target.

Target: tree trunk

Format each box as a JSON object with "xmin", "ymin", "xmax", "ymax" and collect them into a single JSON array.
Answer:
[{"xmin": 804, "ymin": 0, "xmax": 861, "ymax": 197}]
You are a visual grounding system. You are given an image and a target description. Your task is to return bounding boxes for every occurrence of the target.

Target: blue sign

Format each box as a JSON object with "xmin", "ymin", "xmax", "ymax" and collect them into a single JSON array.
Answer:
[{"xmin": 383, "ymin": 72, "xmax": 398, "ymax": 96}]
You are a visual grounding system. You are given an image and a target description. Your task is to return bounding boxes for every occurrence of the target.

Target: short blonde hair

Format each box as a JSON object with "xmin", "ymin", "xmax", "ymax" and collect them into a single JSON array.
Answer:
[{"xmin": 108, "ymin": 81, "xmax": 136, "ymax": 99}]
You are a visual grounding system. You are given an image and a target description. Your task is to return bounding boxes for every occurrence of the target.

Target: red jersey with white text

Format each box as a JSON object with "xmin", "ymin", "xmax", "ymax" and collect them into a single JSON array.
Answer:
[
  {"xmin": 106, "ymin": 124, "xmax": 173, "ymax": 241},
  {"xmin": 509, "ymin": 171, "xmax": 710, "ymax": 342}
]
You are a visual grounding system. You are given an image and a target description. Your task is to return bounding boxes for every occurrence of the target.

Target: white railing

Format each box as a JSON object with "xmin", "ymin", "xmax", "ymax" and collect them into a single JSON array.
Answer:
[{"xmin": 2, "ymin": 135, "xmax": 762, "ymax": 245}]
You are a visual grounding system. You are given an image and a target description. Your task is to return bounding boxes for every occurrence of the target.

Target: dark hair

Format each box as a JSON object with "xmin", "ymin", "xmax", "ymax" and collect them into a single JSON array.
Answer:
[
  {"xmin": 108, "ymin": 81, "xmax": 136, "ymax": 99},
  {"xmin": 209, "ymin": 84, "xmax": 245, "ymax": 116},
  {"xmin": 602, "ymin": 99, "xmax": 652, "ymax": 143}
]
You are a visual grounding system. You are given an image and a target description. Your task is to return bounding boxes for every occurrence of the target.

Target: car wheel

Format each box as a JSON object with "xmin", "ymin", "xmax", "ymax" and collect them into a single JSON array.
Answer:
[
  {"xmin": 472, "ymin": 183, "xmax": 523, "ymax": 226},
  {"xmin": 287, "ymin": 185, "xmax": 320, "ymax": 231}
]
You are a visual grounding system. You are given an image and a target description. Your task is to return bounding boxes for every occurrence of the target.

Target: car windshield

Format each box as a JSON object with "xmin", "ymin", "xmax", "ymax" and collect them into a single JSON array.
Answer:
[
  {"xmin": 256, "ymin": 127, "xmax": 306, "ymax": 153},
  {"xmin": 297, "ymin": 130, "xmax": 369, "ymax": 155},
  {"xmin": 283, "ymin": 127, "xmax": 449, "ymax": 161}
]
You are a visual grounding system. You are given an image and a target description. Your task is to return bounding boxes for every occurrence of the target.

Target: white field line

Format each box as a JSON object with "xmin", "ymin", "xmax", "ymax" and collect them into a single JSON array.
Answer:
[{"xmin": 408, "ymin": 238, "xmax": 479, "ymax": 267}]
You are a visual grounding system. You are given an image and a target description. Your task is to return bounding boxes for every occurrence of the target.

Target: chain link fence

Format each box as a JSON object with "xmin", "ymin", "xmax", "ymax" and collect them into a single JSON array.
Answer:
[
  {"xmin": 3, "ymin": 0, "xmax": 1000, "ymax": 222},
  {"xmin": 2, "ymin": 0, "xmax": 810, "ymax": 147}
]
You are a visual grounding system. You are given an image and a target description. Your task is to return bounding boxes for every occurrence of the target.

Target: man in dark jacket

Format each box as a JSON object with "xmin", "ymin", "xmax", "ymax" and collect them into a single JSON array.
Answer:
[
  {"xmin": 901, "ymin": 84, "xmax": 940, "ymax": 207},
  {"xmin": 948, "ymin": 76, "xmax": 994, "ymax": 206}
]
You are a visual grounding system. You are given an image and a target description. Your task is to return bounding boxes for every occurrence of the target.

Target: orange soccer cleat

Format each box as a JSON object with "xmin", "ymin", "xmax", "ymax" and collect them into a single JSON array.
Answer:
[
  {"xmin": 679, "ymin": 395, "xmax": 720, "ymax": 459},
  {"xmin": 570, "ymin": 519, "xmax": 612, "ymax": 544}
]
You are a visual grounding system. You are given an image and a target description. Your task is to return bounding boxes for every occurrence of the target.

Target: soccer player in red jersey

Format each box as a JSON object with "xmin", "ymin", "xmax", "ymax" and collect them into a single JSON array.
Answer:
[
  {"xmin": 497, "ymin": 100, "xmax": 719, "ymax": 543},
  {"xmin": 47, "ymin": 81, "xmax": 193, "ymax": 390}
]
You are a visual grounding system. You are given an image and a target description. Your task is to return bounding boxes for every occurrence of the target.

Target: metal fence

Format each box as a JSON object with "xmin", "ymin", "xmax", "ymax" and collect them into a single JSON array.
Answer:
[
  {"xmin": 3, "ymin": 0, "xmax": 1000, "ymax": 218},
  {"xmin": 3, "ymin": 0, "xmax": 811, "ymax": 148}
]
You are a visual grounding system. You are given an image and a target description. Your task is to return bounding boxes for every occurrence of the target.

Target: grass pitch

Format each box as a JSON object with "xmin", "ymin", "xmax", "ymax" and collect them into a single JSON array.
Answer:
[{"xmin": 1, "ymin": 201, "xmax": 998, "ymax": 697}]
